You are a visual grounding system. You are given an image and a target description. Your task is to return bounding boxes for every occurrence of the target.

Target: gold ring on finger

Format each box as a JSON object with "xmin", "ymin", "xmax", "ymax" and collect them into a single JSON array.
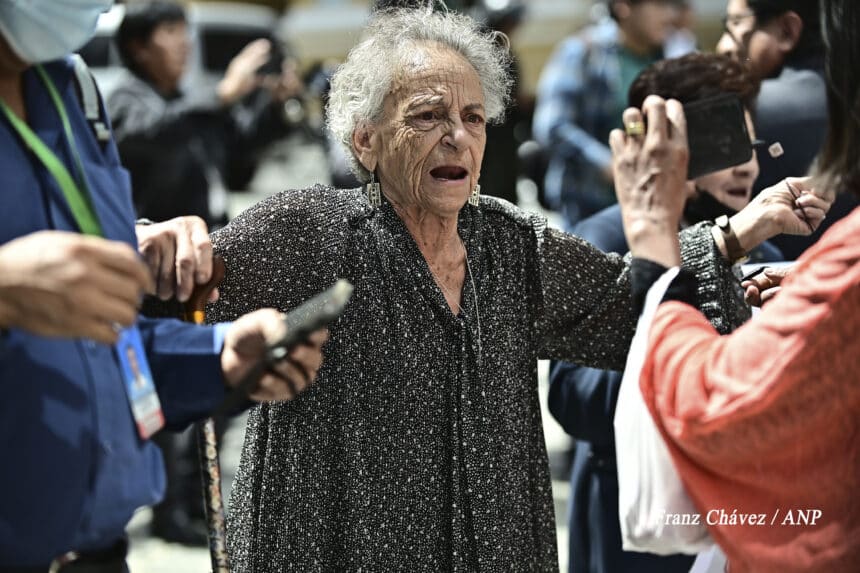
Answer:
[{"xmin": 625, "ymin": 120, "xmax": 645, "ymax": 137}]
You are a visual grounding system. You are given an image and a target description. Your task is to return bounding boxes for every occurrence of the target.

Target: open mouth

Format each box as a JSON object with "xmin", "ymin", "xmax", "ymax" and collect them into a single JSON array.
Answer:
[
  {"xmin": 726, "ymin": 187, "xmax": 749, "ymax": 198},
  {"xmin": 430, "ymin": 166, "xmax": 468, "ymax": 181}
]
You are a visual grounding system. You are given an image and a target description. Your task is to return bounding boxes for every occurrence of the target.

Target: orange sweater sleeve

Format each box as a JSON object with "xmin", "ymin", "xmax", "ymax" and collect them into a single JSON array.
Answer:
[
  {"xmin": 639, "ymin": 209, "xmax": 860, "ymax": 468},
  {"xmin": 636, "ymin": 208, "xmax": 860, "ymax": 573}
]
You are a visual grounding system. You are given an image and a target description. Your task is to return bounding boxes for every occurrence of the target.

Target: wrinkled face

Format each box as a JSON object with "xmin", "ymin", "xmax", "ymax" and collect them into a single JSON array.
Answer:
[
  {"xmin": 688, "ymin": 111, "xmax": 760, "ymax": 212},
  {"xmin": 134, "ymin": 19, "xmax": 190, "ymax": 90},
  {"xmin": 359, "ymin": 44, "xmax": 486, "ymax": 218},
  {"xmin": 625, "ymin": 1, "xmax": 680, "ymax": 49},
  {"xmin": 718, "ymin": 0, "xmax": 783, "ymax": 79}
]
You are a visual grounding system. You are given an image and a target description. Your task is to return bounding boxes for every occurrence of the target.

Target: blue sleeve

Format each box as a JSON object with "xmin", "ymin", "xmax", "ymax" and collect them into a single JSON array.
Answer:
[
  {"xmin": 548, "ymin": 360, "xmax": 622, "ymax": 446},
  {"xmin": 138, "ymin": 317, "xmax": 232, "ymax": 429},
  {"xmin": 532, "ymin": 38, "xmax": 613, "ymax": 172},
  {"xmin": 547, "ymin": 205, "xmax": 628, "ymax": 445}
]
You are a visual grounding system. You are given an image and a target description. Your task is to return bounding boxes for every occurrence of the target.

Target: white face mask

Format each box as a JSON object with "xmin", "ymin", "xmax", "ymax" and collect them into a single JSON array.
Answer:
[{"xmin": 0, "ymin": 0, "xmax": 113, "ymax": 64}]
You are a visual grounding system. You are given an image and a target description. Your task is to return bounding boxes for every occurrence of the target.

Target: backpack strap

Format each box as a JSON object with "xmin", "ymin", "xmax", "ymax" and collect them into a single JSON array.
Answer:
[{"xmin": 70, "ymin": 53, "xmax": 112, "ymax": 145}]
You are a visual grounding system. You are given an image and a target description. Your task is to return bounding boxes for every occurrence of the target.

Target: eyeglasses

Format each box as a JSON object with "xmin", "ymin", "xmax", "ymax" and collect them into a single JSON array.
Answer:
[{"xmin": 721, "ymin": 11, "xmax": 755, "ymax": 34}]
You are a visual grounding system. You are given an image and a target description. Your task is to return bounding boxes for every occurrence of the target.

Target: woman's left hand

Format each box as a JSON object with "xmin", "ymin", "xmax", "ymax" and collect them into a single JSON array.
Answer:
[
  {"xmin": 610, "ymin": 96, "xmax": 689, "ymax": 267},
  {"xmin": 729, "ymin": 176, "xmax": 834, "ymax": 253}
]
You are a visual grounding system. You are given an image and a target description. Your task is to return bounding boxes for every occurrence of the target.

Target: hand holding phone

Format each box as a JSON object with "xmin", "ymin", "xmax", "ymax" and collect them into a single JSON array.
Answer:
[{"xmin": 215, "ymin": 280, "xmax": 353, "ymax": 415}]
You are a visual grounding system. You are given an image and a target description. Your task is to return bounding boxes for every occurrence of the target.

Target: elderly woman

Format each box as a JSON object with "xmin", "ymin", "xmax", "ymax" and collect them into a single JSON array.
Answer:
[
  {"xmin": 611, "ymin": 0, "xmax": 860, "ymax": 570},
  {"xmin": 208, "ymin": 7, "xmax": 827, "ymax": 571}
]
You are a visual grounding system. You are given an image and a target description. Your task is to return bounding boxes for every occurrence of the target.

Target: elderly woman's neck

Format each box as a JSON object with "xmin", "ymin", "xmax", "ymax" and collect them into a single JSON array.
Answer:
[{"xmin": 393, "ymin": 204, "xmax": 463, "ymax": 261}]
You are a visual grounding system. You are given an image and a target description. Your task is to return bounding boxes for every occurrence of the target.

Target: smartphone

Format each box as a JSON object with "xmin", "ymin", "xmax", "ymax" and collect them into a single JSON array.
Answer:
[
  {"xmin": 683, "ymin": 94, "xmax": 753, "ymax": 180},
  {"xmin": 266, "ymin": 279, "xmax": 354, "ymax": 364},
  {"xmin": 213, "ymin": 279, "xmax": 353, "ymax": 415}
]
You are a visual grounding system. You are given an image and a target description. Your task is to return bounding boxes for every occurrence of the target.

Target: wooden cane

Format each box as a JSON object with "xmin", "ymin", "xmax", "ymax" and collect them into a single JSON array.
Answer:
[{"xmin": 183, "ymin": 255, "xmax": 230, "ymax": 573}]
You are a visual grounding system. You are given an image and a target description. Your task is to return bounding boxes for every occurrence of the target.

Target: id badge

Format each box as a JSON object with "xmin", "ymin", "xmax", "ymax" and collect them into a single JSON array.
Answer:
[{"xmin": 116, "ymin": 326, "xmax": 165, "ymax": 439}]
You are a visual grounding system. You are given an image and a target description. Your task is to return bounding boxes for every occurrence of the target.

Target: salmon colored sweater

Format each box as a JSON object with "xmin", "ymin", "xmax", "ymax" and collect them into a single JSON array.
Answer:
[{"xmin": 640, "ymin": 207, "xmax": 860, "ymax": 573}]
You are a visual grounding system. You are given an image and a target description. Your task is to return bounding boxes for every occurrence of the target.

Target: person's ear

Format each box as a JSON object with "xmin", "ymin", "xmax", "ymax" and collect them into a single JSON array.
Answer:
[
  {"xmin": 776, "ymin": 11, "xmax": 804, "ymax": 54},
  {"xmin": 352, "ymin": 121, "xmax": 378, "ymax": 174}
]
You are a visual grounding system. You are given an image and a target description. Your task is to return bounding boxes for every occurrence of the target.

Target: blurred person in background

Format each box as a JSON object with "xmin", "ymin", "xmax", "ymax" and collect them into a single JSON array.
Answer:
[
  {"xmin": 664, "ymin": 0, "xmax": 696, "ymax": 58},
  {"xmin": 108, "ymin": 0, "xmax": 302, "ymax": 229},
  {"xmin": 718, "ymin": 0, "xmax": 858, "ymax": 260},
  {"xmin": 472, "ymin": 0, "xmax": 532, "ymax": 206},
  {"xmin": 610, "ymin": 0, "xmax": 860, "ymax": 568},
  {"xmin": 108, "ymin": 0, "xmax": 304, "ymax": 545},
  {"xmin": 549, "ymin": 52, "xmax": 792, "ymax": 573},
  {"xmin": 533, "ymin": 0, "xmax": 687, "ymax": 230}
]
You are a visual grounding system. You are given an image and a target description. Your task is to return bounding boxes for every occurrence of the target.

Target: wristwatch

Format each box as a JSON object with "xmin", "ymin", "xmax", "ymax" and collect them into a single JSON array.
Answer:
[{"xmin": 714, "ymin": 215, "xmax": 749, "ymax": 264}]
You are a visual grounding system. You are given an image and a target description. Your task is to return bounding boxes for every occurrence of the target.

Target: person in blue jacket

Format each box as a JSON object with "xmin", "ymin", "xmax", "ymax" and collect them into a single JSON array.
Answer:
[
  {"xmin": 549, "ymin": 53, "xmax": 783, "ymax": 573},
  {"xmin": 0, "ymin": 1, "xmax": 326, "ymax": 569},
  {"xmin": 533, "ymin": 0, "xmax": 687, "ymax": 229}
]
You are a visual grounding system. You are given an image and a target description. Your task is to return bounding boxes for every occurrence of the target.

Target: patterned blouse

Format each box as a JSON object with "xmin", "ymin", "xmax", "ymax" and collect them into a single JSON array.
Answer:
[{"xmin": 208, "ymin": 186, "xmax": 745, "ymax": 572}]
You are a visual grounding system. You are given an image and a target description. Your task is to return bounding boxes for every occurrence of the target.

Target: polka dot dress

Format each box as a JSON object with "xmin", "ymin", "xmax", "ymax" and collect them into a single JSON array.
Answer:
[{"xmin": 208, "ymin": 186, "xmax": 743, "ymax": 572}]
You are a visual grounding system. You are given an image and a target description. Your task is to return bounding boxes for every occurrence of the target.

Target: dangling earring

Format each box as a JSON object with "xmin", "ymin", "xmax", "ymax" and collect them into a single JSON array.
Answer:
[
  {"xmin": 469, "ymin": 183, "xmax": 481, "ymax": 207},
  {"xmin": 366, "ymin": 171, "xmax": 381, "ymax": 208}
]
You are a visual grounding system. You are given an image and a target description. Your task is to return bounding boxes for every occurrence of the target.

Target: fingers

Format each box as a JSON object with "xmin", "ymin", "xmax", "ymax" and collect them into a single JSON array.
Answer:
[
  {"xmin": 741, "ymin": 267, "xmax": 791, "ymax": 306},
  {"xmin": 79, "ymin": 262, "xmax": 145, "ymax": 309},
  {"xmin": 157, "ymin": 237, "xmax": 177, "ymax": 300},
  {"xmin": 609, "ymin": 128, "xmax": 626, "ymax": 157},
  {"xmin": 250, "ymin": 327, "xmax": 329, "ymax": 402},
  {"xmin": 138, "ymin": 241, "xmax": 161, "ymax": 297},
  {"xmin": 79, "ymin": 288, "xmax": 138, "ymax": 330},
  {"xmin": 642, "ymin": 95, "xmax": 668, "ymax": 144},
  {"xmin": 1, "ymin": 232, "xmax": 148, "ymax": 342},
  {"xmin": 135, "ymin": 217, "xmax": 213, "ymax": 302},
  {"xmin": 172, "ymin": 227, "xmax": 196, "ymax": 304},
  {"xmin": 795, "ymin": 192, "xmax": 830, "ymax": 211},
  {"xmin": 743, "ymin": 284, "xmax": 761, "ymax": 306},
  {"xmin": 665, "ymin": 99, "xmax": 687, "ymax": 146},
  {"xmin": 233, "ymin": 38, "xmax": 271, "ymax": 73},
  {"xmin": 188, "ymin": 218, "xmax": 213, "ymax": 284},
  {"xmin": 763, "ymin": 267, "xmax": 792, "ymax": 282},
  {"xmin": 746, "ymin": 285, "xmax": 782, "ymax": 306},
  {"xmin": 75, "ymin": 319, "xmax": 122, "ymax": 345},
  {"xmin": 740, "ymin": 267, "xmax": 786, "ymax": 291},
  {"xmin": 79, "ymin": 237, "xmax": 154, "ymax": 294},
  {"xmin": 788, "ymin": 175, "xmax": 834, "ymax": 202},
  {"xmin": 794, "ymin": 193, "xmax": 830, "ymax": 227},
  {"xmin": 622, "ymin": 107, "xmax": 644, "ymax": 143}
]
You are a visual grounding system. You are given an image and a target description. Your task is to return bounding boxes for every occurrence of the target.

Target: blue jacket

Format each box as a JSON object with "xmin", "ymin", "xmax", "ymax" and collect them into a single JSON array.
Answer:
[
  {"xmin": 533, "ymin": 19, "xmax": 620, "ymax": 229},
  {"xmin": 0, "ymin": 58, "xmax": 229, "ymax": 566}
]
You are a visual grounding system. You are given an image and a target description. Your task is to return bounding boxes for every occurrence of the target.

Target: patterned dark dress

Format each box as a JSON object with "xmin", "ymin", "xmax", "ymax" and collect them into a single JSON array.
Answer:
[{"xmin": 208, "ymin": 186, "xmax": 744, "ymax": 572}]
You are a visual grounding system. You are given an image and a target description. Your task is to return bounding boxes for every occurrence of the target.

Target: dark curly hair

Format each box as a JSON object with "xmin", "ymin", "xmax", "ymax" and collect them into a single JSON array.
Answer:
[{"xmin": 628, "ymin": 52, "xmax": 760, "ymax": 111}]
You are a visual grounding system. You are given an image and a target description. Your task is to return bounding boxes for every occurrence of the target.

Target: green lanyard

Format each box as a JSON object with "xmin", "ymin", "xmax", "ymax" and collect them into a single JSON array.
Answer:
[{"xmin": 0, "ymin": 65, "xmax": 103, "ymax": 236}]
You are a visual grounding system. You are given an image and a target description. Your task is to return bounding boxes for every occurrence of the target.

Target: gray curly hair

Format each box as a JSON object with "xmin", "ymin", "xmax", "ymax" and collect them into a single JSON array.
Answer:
[{"xmin": 326, "ymin": 6, "xmax": 513, "ymax": 183}]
